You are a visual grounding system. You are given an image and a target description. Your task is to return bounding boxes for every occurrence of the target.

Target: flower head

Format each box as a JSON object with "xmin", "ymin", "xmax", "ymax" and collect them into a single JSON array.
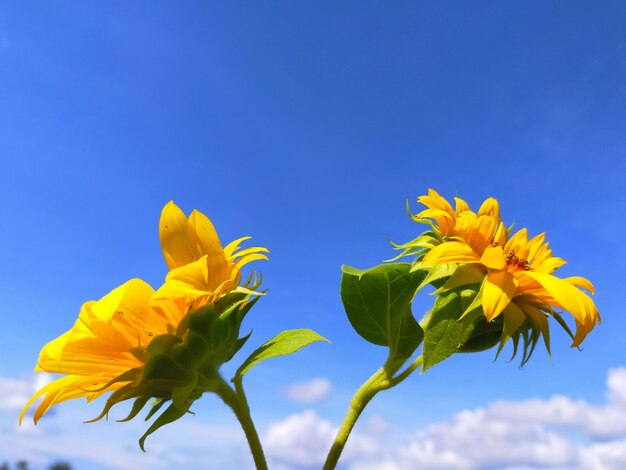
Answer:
[
  {"xmin": 400, "ymin": 189, "xmax": 599, "ymax": 359},
  {"xmin": 153, "ymin": 201, "xmax": 268, "ymax": 318},
  {"xmin": 393, "ymin": 188, "xmax": 503, "ymax": 263},
  {"xmin": 21, "ymin": 202, "xmax": 268, "ymax": 447}
]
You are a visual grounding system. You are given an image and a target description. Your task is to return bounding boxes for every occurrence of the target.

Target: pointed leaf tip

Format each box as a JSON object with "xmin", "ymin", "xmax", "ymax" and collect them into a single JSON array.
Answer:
[{"xmin": 234, "ymin": 329, "xmax": 329, "ymax": 381}]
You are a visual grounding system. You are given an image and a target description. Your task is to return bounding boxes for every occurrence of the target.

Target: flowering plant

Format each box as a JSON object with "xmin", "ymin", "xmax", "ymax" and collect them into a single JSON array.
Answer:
[{"xmin": 22, "ymin": 190, "xmax": 599, "ymax": 469}]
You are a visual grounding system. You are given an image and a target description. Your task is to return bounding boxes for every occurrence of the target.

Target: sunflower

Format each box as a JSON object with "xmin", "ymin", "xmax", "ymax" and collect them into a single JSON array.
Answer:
[
  {"xmin": 21, "ymin": 201, "xmax": 268, "ymax": 428},
  {"xmin": 413, "ymin": 190, "xmax": 599, "ymax": 349},
  {"xmin": 393, "ymin": 188, "xmax": 503, "ymax": 264}
]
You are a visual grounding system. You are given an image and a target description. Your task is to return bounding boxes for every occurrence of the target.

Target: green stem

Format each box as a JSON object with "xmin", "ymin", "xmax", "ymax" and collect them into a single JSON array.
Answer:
[
  {"xmin": 215, "ymin": 377, "xmax": 268, "ymax": 470},
  {"xmin": 323, "ymin": 368, "xmax": 387, "ymax": 470},
  {"xmin": 322, "ymin": 354, "xmax": 423, "ymax": 470},
  {"xmin": 389, "ymin": 355, "xmax": 423, "ymax": 387}
]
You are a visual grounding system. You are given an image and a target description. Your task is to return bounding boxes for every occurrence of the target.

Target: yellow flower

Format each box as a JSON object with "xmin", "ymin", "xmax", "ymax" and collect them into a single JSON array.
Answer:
[
  {"xmin": 395, "ymin": 188, "xmax": 504, "ymax": 263},
  {"xmin": 415, "ymin": 188, "xmax": 500, "ymax": 246},
  {"xmin": 21, "ymin": 201, "xmax": 268, "ymax": 426},
  {"xmin": 421, "ymin": 194, "xmax": 599, "ymax": 348},
  {"xmin": 152, "ymin": 201, "xmax": 268, "ymax": 319},
  {"xmin": 20, "ymin": 279, "xmax": 159, "ymax": 424}
]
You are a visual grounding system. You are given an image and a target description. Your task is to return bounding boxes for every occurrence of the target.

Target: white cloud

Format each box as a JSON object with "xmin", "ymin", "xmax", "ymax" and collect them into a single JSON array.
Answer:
[
  {"xmin": 362, "ymin": 415, "xmax": 390, "ymax": 436},
  {"xmin": 348, "ymin": 367, "xmax": 626, "ymax": 470},
  {"xmin": 0, "ymin": 373, "xmax": 253, "ymax": 469},
  {"xmin": 263, "ymin": 410, "xmax": 379, "ymax": 468},
  {"xmin": 580, "ymin": 439, "xmax": 626, "ymax": 470},
  {"xmin": 283, "ymin": 378, "xmax": 332, "ymax": 404},
  {"xmin": 7, "ymin": 369, "xmax": 626, "ymax": 470},
  {"xmin": 0, "ymin": 373, "xmax": 53, "ymax": 412}
]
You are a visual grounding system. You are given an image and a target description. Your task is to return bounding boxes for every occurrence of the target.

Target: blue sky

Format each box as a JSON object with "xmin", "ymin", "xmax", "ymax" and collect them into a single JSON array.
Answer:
[{"xmin": 1, "ymin": 1, "xmax": 625, "ymax": 469}]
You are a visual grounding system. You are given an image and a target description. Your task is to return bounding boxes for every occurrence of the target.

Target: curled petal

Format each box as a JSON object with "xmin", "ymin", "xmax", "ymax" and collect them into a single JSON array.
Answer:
[
  {"xmin": 422, "ymin": 242, "xmax": 480, "ymax": 265},
  {"xmin": 505, "ymin": 228, "xmax": 529, "ymax": 258},
  {"xmin": 160, "ymin": 201, "xmax": 204, "ymax": 270},
  {"xmin": 454, "ymin": 196, "xmax": 470, "ymax": 214},
  {"xmin": 565, "ymin": 276, "xmax": 595, "ymax": 294},
  {"xmin": 465, "ymin": 215, "xmax": 498, "ymax": 255},
  {"xmin": 417, "ymin": 209, "xmax": 455, "ymax": 235},
  {"xmin": 482, "ymin": 270, "xmax": 518, "ymax": 321},
  {"xmin": 493, "ymin": 222, "xmax": 507, "ymax": 246},
  {"xmin": 527, "ymin": 233, "xmax": 546, "ymax": 261},
  {"xmin": 418, "ymin": 188, "xmax": 454, "ymax": 213},
  {"xmin": 524, "ymin": 271, "xmax": 599, "ymax": 346},
  {"xmin": 477, "ymin": 197, "xmax": 500, "ymax": 219},
  {"xmin": 160, "ymin": 201, "xmax": 229, "ymax": 271},
  {"xmin": 154, "ymin": 256, "xmax": 232, "ymax": 303},
  {"xmin": 20, "ymin": 375, "xmax": 121, "ymax": 424},
  {"xmin": 438, "ymin": 264, "xmax": 486, "ymax": 292}
]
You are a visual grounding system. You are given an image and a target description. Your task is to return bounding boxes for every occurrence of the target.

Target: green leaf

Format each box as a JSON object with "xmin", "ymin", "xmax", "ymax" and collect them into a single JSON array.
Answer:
[
  {"xmin": 234, "ymin": 329, "xmax": 329, "ymax": 380},
  {"xmin": 422, "ymin": 288, "xmax": 486, "ymax": 371},
  {"xmin": 340, "ymin": 263, "xmax": 424, "ymax": 362}
]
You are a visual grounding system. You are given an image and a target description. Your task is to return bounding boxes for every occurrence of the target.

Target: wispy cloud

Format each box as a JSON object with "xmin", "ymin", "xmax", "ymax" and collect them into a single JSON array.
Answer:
[
  {"xmin": 5, "ymin": 369, "xmax": 626, "ymax": 469},
  {"xmin": 0, "ymin": 373, "xmax": 52, "ymax": 413},
  {"xmin": 263, "ymin": 410, "xmax": 379, "ymax": 469},
  {"xmin": 283, "ymin": 378, "xmax": 332, "ymax": 405},
  {"xmin": 349, "ymin": 368, "xmax": 626, "ymax": 470}
]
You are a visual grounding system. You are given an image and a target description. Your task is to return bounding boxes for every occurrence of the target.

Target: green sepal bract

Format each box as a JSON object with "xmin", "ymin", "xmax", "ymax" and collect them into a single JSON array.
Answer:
[
  {"xmin": 387, "ymin": 230, "xmax": 441, "ymax": 262},
  {"xmin": 117, "ymin": 396, "xmax": 151, "ymax": 423},
  {"xmin": 144, "ymin": 399, "xmax": 167, "ymax": 421},
  {"xmin": 421, "ymin": 287, "xmax": 492, "ymax": 371},
  {"xmin": 495, "ymin": 303, "xmax": 526, "ymax": 359},
  {"xmin": 340, "ymin": 263, "xmax": 424, "ymax": 365},
  {"xmin": 139, "ymin": 402, "xmax": 189, "ymax": 451},
  {"xmin": 411, "ymin": 262, "xmax": 456, "ymax": 290},
  {"xmin": 457, "ymin": 316, "xmax": 503, "ymax": 353},
  {"xmin": 88, "ymin": 290, "xmax": 264, "ymax": 449}
]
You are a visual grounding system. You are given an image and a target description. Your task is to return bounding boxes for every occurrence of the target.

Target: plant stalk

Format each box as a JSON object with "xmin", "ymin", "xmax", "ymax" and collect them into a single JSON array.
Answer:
[
  {"xmin": 322, "ymin": 367, "xmax": 386, "ymax": 470},
  {"xmin": 322, "ymin": 354, "xmax": 423, "ymax": 470},
  {"xmin": 215, "ymin": 377, "xmax": 268, "ymax": 470}
]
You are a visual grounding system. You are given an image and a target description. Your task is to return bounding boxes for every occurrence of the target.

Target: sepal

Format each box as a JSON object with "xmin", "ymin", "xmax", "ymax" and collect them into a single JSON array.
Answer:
[{"xmin": 87, "ymin": 291, "xmax": 262, "ymax": 449}]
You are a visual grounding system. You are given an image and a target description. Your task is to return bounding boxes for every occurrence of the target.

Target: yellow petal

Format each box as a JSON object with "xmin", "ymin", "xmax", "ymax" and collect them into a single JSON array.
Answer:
[
  {"xmin": 188, "ymin": 209, "xmax": 227, "ymax": 267},
  {"xmin": 419, "ymin": 188, "xmax": 454, "ymax": 213},
  {"xmin": 90, "ymin": 279, "xmax": 155, "ymax": 324},
  {"xmin": 224, "ymin": 236, "xmax": 252, "ymax": 258},
  {"xmin": 480, "ymin": 245, "xmax": 506, "ymax": 270},
  {"xmin": 159, "ymin": 201, "xmax": 203, "ymax": 270},
  {"xmin": 527, "ymin": 233, "xmax": 546, "ymax": 261},
  {"xmin": 572, "ymin": 320, "xmax": 591, "ymax": 348},
  {"xmin": 493, "ymin": 222, "xmax": 507, "ymax": 246},
  {"xmin": 465, "ymin": 215, "xmax": 498, "ymax": 255},
  {"xmin": 482, "ymin": 270, "xmax": 518, "ymax": 321},
  {"xmin": 154, "ymin": 255, "xmax": 234, "ymax": 303},
  {"xmin": 417, "ymin": 209, "xmax": 455, "ymax": 235},
  {"xmin": 422, "ymin": 242, "xmax": 480, "ymax": 265},
  {"xmin": 524, "ymin": 271, "xmax": 599, "ymax": 337},
  {"xmin": 565, "ymin": 276, "xmax": 595, "ymax": 294},
  {"xmin": 504, "ymin": 228, "xmax": 528, "ymax": 257},
  {"xmin": 477, "ymin": 197, "xmax": 499, "ymax": 219},
  {"xmin": 37, "ymin": 330, "xmax": 72, "ymax": 367},
  {"xmin": 234, "ymin": 253, "xmax": 269, "ymax": 270},
  {"xmin": 454, "ymin": 196, "xmax": 470, "ymax": 214},
  {"xmin": 438, "ymin": 264, "xmax": 486, "ymax": 292}
]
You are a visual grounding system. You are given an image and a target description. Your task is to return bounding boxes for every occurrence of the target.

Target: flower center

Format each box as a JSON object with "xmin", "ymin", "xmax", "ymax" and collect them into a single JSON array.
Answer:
[{"xmin": 489, "ymin": 240, "xmax": 532, "ymax": 271}]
